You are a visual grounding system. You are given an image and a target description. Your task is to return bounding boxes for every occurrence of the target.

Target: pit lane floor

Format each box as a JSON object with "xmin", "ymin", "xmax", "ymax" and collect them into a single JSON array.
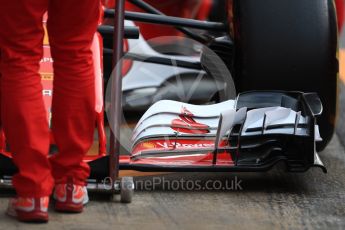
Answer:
[{"xmin": 0, "ymin": 133, "xmax": 344, "ymax": 229}]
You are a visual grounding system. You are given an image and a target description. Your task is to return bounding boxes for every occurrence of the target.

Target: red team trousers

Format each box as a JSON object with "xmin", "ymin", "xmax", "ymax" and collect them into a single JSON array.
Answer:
[{"xmin": 0, "ymin": 1, "xmax": 99, "ymax": 197}]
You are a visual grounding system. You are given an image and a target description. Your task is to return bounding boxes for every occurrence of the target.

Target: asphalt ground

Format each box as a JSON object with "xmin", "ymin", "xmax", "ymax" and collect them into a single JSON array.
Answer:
[
  {"xmin": 0, "ymin": 134, "xmax": 344, "ymax": 229},
  {"xmin": 0, "ymin": 26, "xmax": 344, "ymax": 230}
]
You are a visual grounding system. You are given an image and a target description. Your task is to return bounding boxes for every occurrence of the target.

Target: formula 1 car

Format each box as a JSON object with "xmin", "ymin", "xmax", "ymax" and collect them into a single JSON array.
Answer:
[
  {"xmin": 104, "ymin": 0, "xmax": 337, "ymax": 200},
  {"xmin": 102, "ymin": 0, "xmax": 338, "ymax": 150},
  {"xmin": 0, "ymin": 0, "xmax": 340, "ymax": 202}
]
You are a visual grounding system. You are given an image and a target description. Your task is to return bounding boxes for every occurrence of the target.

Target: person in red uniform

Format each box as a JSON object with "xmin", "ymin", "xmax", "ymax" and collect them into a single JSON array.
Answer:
[{"xmin": 0, "ymin": 0, "xmax": 99, "ymax": 222}]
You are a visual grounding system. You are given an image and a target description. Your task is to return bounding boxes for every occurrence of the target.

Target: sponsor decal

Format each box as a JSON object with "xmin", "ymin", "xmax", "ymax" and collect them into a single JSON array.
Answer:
[
  {"xmin": 134, "ymin": 140, "xmax": 215, "ymax": 153},
  {"xmin": 40, "ymin": 46, "xmax": 53, "ymax": 73},
  {"xmin": 155, "ymin": 141, "xmax": 214, "ymax": 149},
  {"xmin": 40, "ymin": 57, "xmax": 53, "ymax": 63},
  {"xmin": 141, "ymin": 142, "xmax": 156, "ymax": 149},
  {"xmin": 43, "ymin": 25, "xmax": 49, "ymax": 45},
  {"xmin": 41, "ymin": 73, "xmax": 54, "ymax": 81},
  {"xmin": 42, "ymin": 90, "xmax": 53, "ymax": 97},
  {"xmin": 171, "ymin": 107, "xmax": 210, "ymax": 134}
]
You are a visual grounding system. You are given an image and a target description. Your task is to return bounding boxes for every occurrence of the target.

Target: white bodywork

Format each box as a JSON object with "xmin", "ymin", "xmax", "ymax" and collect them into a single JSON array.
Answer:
[{"xmin": 123, "ymin": 21, "xmax": 203, "ymax": 92}]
